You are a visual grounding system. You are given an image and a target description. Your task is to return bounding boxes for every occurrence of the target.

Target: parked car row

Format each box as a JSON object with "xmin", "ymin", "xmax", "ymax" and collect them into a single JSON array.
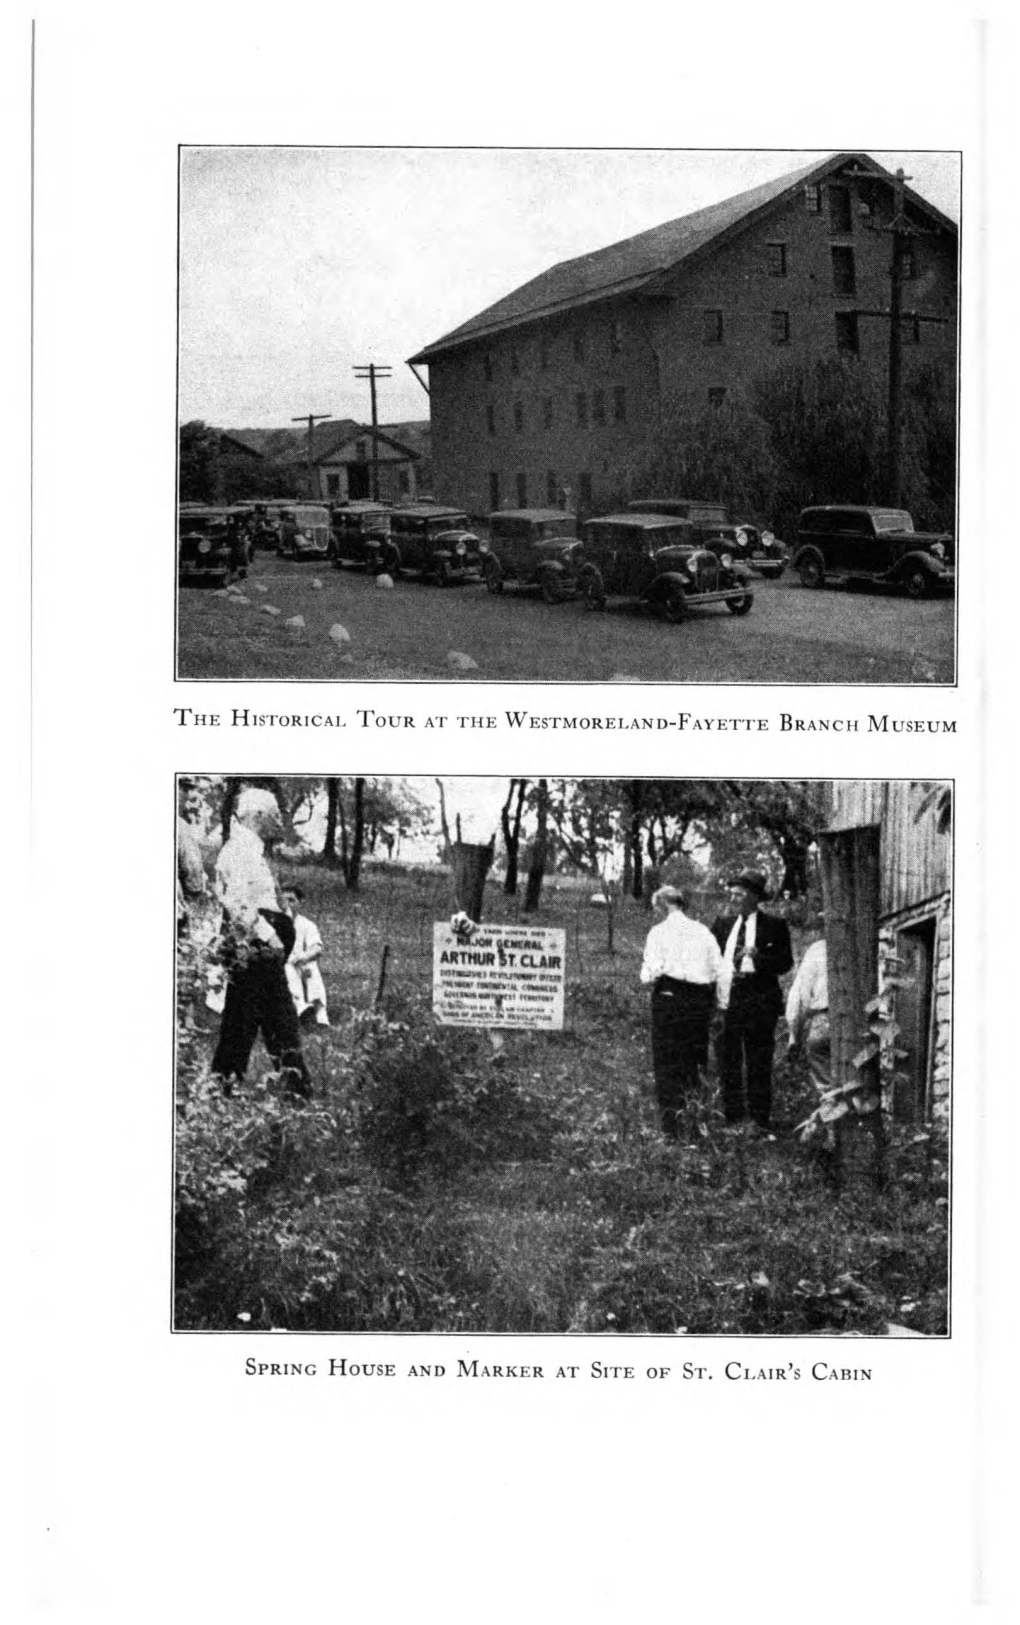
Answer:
[{"xmin": 179, "ymin": 495, "xmax": 955, "ymax": 605}]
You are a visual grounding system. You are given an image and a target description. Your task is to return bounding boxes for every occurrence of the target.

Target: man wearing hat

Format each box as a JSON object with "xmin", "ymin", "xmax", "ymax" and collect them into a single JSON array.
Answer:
[
  {"xmin": 712, "ymin": 872, "xmax": 792, "ymax": 1128},
  {"xmin": 640, "ymin": 886, "xmax": 724, "ymax": 1139}
]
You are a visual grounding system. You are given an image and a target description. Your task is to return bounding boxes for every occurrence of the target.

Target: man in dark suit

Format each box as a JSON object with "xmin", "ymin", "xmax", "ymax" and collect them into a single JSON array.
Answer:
[{"xmin": 712, "ymin": 871, "xmax": 793, "ymax": 1129}]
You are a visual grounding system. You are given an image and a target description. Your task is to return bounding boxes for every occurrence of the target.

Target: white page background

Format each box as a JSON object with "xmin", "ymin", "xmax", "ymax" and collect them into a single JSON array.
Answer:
[{"xmin": 18, "ymin": 3, "xmax": 1013, "ymax": 1620}]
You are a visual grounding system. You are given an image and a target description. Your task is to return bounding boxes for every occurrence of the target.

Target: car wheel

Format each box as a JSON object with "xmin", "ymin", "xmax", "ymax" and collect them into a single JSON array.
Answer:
[
  {"xmin": 580, "ymin": 567, "xmax": 607, "ymax": 612},
  {"xmin": 797, "ymin": 549, "xmax": 825, "ymax": 589},
  {"xmin": 726, "ymin": 589, "xmax": 754, "ymax": 616},
  {"xmin": 434, "ymin": 559, "xmax": 454, "ymax": 588},
  {"xmin": 903, "ymin": 567, "xmax": 930, "ymax": 601},
  {"xmin": 539, "ymin": 570, "xmax": 565, "ymax": 606},
  {"xmin": 658, "ymin": 583, "xmax": 687, "ymax": 624},
  {"xmin": 483, "ymin": 555, "xmax": 504, "ymax": 594}
]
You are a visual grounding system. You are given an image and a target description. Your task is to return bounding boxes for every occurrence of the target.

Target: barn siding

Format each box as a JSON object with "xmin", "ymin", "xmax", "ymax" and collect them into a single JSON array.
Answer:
[
  {"xmin": 831, "ymin": 781, "xmax": 951, "ymax": 1125},
  {"xmin": 829, "ymin": 780, "xmax": 950, "ymax": 916}
]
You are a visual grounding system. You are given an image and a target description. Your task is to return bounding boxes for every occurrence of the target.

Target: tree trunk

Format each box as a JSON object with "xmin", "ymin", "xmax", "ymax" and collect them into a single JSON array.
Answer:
[
  {"xmin": 779, "ymin": 837, "xmax": 810, "ymax": 898},
  {"xmin": 321, "ymin": 778, "xmax": 340, "ymax": 866},
  {"xmin": 221, "ymin": 778, "xmax": 242, "ymax": 841},
  {"xmin": 524, "ymin": 778, "xmax": 549, "ymax": 913},
  {"xmin": 347, "ymin": 777, "xmax": 366, "ymax": 890},
  {"xmin": 435, "ymin": 778, "xmax": 453, "ymax": 863},
  {"xmin": 452, "ymin": 838, "xmax": 495, "ymax": 922},
  {"xmin": 338, "ymin": 801, "xmax": 349, "ymax": 879},
  {"xmin": 630, "ymin": 810, "xmax": 644, "ymax": 900},
  {"xmin": 502, "ymin": 779, "xmax": 528, "ymax": 895},
  {"xmin": 819, "ymin": 823, "xmax": 885, "ymax": 1192}
]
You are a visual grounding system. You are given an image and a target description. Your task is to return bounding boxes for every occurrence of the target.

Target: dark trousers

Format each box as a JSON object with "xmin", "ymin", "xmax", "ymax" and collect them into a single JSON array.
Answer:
[
  {"xmin": 211, "ymin": 951, "xmax": 312, "ymax": 1098},
  {"xmin": 717, "ymin": 993, "xmax": 778, "ymax": 1126},
  {"xmin": 650, "ymin": 978, "xmax": 715, "ymax": 1137}
]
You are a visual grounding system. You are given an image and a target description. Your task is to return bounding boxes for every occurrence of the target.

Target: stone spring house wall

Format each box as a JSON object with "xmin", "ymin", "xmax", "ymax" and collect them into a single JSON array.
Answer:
[{"xmin": 411, "ymin": 154, "xmax": 957, "ymax": 519}]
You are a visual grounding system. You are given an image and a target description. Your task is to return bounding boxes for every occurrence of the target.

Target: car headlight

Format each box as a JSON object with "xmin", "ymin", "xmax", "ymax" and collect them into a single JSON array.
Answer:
[
  {"xmin": 931, "ymin": 542, "xmax": 945, "ymax": 560},
  {"xmin": 455, "ymin": 540, "xmax": 467, "ymax": 556},
  {"xmin": 296, "ymin": 531, "xmax": 307, "ymax": 543},
  {"xmin": 478, "ymin": 539, "xmax": 489, "ymax": 552},
  {"xmin": 720, "ymin": 552, "xmax": 733, "ymax": 569},
  {"xmin": 198, "ymin": 539, "xmax": 211, "ymax": 554}
]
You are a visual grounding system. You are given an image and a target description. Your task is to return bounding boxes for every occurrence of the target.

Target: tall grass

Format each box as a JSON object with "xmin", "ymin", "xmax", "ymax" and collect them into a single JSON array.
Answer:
[{"xmin": 175, "ymin": 868, "xmax": 948, "ymax": 1335}]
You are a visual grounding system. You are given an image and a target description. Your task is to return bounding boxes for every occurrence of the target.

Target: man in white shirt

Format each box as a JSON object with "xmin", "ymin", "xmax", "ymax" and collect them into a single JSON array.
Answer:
[
  {"xmin": 210, "ymin": 788, "xmax": 311, "ymax": 1098},
  {"xmin": 786, "ymin": 933, "xmax": 829, "ymax": 1095},
  {"xmin": 640, "ymin": 886, "xmax": 724, "ymax": 1139},
  {"xmin": 282, "ymin": 885, "xmax": 330, "ymax": 1027}
]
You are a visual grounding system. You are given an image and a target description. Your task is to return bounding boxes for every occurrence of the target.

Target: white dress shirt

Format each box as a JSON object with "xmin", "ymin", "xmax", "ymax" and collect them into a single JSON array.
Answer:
[
  {"xmin": 215, "ymin": 822, "xmax": 281, "ymax": 943},
  {"xmin": 640, "ymin": 909, "xmax": 724, "ymax": 987},
  {"xmin": 785, "ymin": 938, "xmax": 828, "ymax": 1041}
]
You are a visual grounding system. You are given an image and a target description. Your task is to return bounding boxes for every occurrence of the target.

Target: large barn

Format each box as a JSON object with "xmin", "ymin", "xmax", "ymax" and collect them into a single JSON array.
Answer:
[{"xmin": 409, "ymin": 153, "xmax": 958, "ymax": 518}]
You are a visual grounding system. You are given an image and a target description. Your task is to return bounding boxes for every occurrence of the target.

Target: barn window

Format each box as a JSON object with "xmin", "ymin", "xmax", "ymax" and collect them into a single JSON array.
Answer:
[
  {"xmin": 831, "ymin": 246, "xmax": 856, "ymax": 296},
  {"xmin": 575, "ymin": 392, "xmax": 588, "ymax": 426},
  {"xmin": 766, "ymin": 242, "xmax": 788, "ymax": 276},
  {"xmin": 835, "ymin": 312, "xmax": 859, "ymax": 353},
  {"xmin": 613, "ymin": 386, "xmax": 626, "ymax": 423},
  {"xmin": 829, "ymin": 184, "xmax": 853, "ymax": 234},
  {"xmin": 513, "ymin": 400, "xmax": 524, "ymax": 432},
  {"xmin": 486, "ymin": 403, "xmax": 496, "ymax": 435},
  {"xmin": 804, "ymin": 183, "xmax": 822, "ymax": 213},
  {"xmin": 592, "ymin": 388, "xmax": 605, "ymax": 424},
  {"xmin": 516, "ymin": 471, "xmax": 527, "ymax": 507},
  {"xmin": 542, "ymin": 395, "xmax": 553, "ymax": 429},
  {"xmin": 770, "ymin": 310, "xmax": 790, "ymax": 344},
  {"xmin": 703, "ymin": 309, "xmax": 723, "ymax": 344}
]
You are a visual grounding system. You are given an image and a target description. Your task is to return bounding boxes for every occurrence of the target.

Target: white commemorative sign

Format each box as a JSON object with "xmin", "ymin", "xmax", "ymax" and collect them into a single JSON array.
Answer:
[{"xmin": 432, "ymin": 923, "xmax": 566, "ymax": 1030}]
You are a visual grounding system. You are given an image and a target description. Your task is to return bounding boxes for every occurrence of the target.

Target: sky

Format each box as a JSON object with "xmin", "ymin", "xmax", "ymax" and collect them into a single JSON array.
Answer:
[{"xmin": 178, "ymin": 147, "xmax": 961, "ymax": 430}]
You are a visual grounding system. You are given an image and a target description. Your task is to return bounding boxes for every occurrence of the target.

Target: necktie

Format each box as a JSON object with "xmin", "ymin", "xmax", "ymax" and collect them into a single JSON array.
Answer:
[{"xmin": 733, "ymin": 917, "xmax": 746, "ymax": 969}]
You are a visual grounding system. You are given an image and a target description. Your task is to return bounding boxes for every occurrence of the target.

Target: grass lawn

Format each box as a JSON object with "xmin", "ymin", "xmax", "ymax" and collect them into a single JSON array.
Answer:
[{"xmin": 175, "ymin": 864, "xmax": 949, "ymax": 1336}]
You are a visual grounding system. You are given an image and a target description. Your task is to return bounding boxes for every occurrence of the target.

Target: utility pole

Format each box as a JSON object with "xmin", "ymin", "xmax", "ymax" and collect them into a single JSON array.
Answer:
[
  {"xmin": 291, "ymin": 411, "xmax": 333, "ymax": 499},
  {"xmin": 353, "ymin": 363, "xmax": 392, "ymax": 501},
  {"xmin": 854, "ymin": 168, "xmax": 948, "ymax": 507}
]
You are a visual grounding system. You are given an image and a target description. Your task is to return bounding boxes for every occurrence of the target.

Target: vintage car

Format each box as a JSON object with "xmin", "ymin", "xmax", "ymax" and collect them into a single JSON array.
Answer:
[
  {"xmin": 275, "ymin": 503, "xmax": 332, "ymax": 559},
  {"xmin": 382, "ymin": 504, "xmax": 486, "ymax": 584},
  {"xmin": 576, "ymin": 513, "xmax": 754, "ymax": 622},
  {"xmin": 177, "ymin": 506, "xmax": 251, "ymax": 585},
  {"xmin": 791, "ymin": 506, "xmax": 955, "ymax": 598},
  {"xmin": 330, "ymin": 501, "xmax": 394, "ymax": 570},
  {"xmin": 483, "ymin": 508, "xmax": 582, "ymax": 602},
  {"xmin": 627, "ymin": 498, "xmax": 787, "ymax": 578}
]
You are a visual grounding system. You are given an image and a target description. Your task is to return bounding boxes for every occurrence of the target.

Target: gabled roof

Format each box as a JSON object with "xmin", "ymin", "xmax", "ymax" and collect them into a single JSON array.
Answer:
[{"xmin": 409, "ymin": 153, "xmax": 957, "ymax": 364}]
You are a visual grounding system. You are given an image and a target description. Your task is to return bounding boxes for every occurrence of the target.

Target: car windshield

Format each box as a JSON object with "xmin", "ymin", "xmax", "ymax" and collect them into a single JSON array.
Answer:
[{"xmin": 871, "ymin": 510, "xmax": 915, "ymax": 534}]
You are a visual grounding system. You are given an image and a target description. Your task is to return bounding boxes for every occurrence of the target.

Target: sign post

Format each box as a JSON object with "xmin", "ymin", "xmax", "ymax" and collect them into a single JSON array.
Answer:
[{"xmin": 432, "ymin": 923, "xmax": 566, "ymax": 1031}]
